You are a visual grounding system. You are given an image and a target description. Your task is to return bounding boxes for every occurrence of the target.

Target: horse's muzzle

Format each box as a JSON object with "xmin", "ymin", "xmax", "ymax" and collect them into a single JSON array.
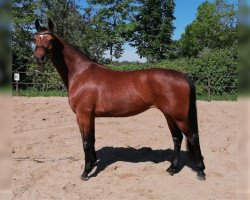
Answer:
[{"xmin": 35, "ymin": 55, "xmax": 47, "ymax": 65}]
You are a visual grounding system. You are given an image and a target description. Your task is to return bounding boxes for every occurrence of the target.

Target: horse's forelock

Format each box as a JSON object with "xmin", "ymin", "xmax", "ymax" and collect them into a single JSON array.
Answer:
[{"xmin": 37, "ymin": 27, "xmax": 49, "ymax": 33}]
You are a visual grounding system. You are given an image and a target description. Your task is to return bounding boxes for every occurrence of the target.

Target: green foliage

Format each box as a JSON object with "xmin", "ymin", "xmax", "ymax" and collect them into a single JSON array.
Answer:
[
  {"xmin": 153, "ymin": 58, "xmax": 189, "ymax": 72},
  {"xmin": 187, "ymin": 47, "xmax": 238, "ymax": 95},
  {"xmin": 87, "ymin": 0, "xmax": 135, "ymax": 61},
  {"xmin": 196, "ymin": 93, "xmax": 237, "ymax": 101},
  {"xmin": 109, "ymin": 62, "xmax": 149, "ymax": 71},
  {"xmin": 180, "ymin": 0, "xmax": 237, "ymax": 57},
  {"xmin": 13, "ymin": 89, "xmax": 67, "ymax": 97},
  {"xmin": 129, "ymin": 0, "xmax": 175, "ymax": 62},
  {"xmin": 25, "ymin": 62, "xmax": 63, "ymax": 91},
  {"xmin": 40, "ymin": 1, "xmax": 109, "ymax": 62},
  {"xmin": 12, "ymin": 0, "xmax": 39, "ymax": 71}
]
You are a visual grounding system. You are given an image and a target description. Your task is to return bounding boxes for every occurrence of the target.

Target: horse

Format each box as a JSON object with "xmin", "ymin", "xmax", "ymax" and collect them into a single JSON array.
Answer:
[{"xmin": 33, "ymin": 19, "xmax": 206, "ymax": 181}]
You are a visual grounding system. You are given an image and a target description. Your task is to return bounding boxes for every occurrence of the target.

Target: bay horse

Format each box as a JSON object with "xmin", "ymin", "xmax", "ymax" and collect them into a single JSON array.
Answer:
[{"xmin": 33, "ymin": 19, "xmax": 206, "ymax": 181}]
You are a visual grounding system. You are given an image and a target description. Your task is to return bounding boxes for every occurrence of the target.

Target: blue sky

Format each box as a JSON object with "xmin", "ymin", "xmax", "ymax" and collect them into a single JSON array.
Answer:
[{"xmin": 77, "ymin": 0, "xmax": 237, "ymax": 62}]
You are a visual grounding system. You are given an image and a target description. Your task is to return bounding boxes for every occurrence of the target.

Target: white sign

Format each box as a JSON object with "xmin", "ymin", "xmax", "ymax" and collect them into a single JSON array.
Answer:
[{"xmin": 14, "ymin": 73, "xmax": 20, "ymax": 81}]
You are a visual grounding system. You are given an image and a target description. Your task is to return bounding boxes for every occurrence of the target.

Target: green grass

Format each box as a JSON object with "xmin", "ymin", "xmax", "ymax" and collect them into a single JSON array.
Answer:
[
  {"xmin": 13, "ymin": 89, "xmax": 67, "ymax": 97},
  {"xmin": 0, "ymin": 85, "xmax": 12, "ymax": 94},
  {"xmin": 197, "ymin": 94, "xmax": 237, "ymax": 101},
  {"xmin": 13, "ymin": 89, "xmax": 237, "ymax": 101}
]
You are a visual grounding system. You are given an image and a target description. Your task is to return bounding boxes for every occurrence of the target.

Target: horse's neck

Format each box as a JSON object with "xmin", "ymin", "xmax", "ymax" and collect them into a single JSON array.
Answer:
[{"xmin": 51, "ymin": 37, "xmax": 92, "ymax": 90}]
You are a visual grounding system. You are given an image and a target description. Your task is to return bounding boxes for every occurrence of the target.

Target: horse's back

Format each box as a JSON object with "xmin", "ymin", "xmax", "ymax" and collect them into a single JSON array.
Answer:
[{"xmin": 94, "ymin": 66, "xmax": 187, "ymax": 84}]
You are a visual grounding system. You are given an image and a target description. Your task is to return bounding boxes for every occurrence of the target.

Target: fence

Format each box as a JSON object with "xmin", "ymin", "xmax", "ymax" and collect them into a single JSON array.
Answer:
[
  {"xmin": 12, "ymin": 71, "xmax": 66, "ymax": 91},
  {"xmin": 12, "ymin": 71, "xmax": 237, "ymax": 101}
]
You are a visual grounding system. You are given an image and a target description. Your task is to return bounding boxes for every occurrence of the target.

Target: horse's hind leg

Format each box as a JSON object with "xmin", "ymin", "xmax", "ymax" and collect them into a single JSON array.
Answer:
[
  {"xmin": 186, "ymin": 133, "xmax": 206, "ymax": 180},
  {"xmin": 174, "ymin": 119, "xmax": 206, "ymax": 180},
  {"xmin": 165, "ymin": 115, "xmax": 183, "ymax": 176}
]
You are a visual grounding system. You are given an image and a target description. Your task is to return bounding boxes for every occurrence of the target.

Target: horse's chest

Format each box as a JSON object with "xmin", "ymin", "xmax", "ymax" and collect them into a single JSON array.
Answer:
[{"xmin": 68, "ymin": 89, "xmax": 96, "ymax": 114}]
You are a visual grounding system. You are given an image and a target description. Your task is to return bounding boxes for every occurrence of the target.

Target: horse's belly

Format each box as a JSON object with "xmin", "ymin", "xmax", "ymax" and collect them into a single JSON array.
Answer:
[{"xmin": 94, "ymin": 99, "xmax": 151, "ymax": 117}]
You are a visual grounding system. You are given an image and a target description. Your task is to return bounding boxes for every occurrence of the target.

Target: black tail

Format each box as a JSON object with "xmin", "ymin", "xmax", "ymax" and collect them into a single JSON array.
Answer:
[{"xmin": 185, "ymin": 75, "xmax": 199, "ymax": 162}]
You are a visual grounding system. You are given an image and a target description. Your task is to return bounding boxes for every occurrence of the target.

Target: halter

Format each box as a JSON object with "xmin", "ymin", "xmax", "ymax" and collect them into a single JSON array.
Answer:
[
  {"xmin": 34, "ymin": 32, "xmax": 53, "ymax": 56},
  {"xmin": 35, "ymin": 45, "xmax": 50, "ymax": 54}
]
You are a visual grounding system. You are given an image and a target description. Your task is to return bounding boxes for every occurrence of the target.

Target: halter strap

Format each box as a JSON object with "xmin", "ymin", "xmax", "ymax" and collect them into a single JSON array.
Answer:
[
  {"xmin": 34, "ymin": 32, "xmax": 53, "ymax": 37},
  {"xmin": 34, "ymin": 31, "xmax": 54, "ymax": 53},
  {"xmin": 35, "ymin": 44, "xmax": 49, "ymax": 52}
]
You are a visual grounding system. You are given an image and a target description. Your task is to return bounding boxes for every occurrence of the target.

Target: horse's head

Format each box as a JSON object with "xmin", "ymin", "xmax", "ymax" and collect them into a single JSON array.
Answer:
[{"xmin": 34, "ymin": 19, "xmax": 55, "ymax": 65}]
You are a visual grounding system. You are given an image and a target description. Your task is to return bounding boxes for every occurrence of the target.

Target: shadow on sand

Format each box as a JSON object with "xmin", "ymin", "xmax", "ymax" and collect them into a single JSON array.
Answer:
[{"xmin": 90, "ymin": 146, "xmax": 197, "ymax": 178}]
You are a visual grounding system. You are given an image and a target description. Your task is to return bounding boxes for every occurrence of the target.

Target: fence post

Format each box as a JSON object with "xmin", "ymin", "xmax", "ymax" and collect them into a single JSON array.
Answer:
[
  {"xmin": 207, "ymin": 76, "xmax": 211, "ymax": 101},
  {"xmin": 15, "ymin": 81, "xmax": 19, "ymax": 93}
]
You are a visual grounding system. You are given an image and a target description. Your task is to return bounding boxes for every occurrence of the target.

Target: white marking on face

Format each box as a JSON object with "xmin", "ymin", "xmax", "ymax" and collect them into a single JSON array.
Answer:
[{"xmin": 38, "ymin": 35, "xmax": 45, "ymax": 39}]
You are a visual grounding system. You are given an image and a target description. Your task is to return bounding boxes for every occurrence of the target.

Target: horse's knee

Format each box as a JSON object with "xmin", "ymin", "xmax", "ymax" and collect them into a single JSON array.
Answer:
[
  {"xmin": 173, "ymin": 135, "xmax": 183, "ymax": 147},
  {"xmin": 173, "ymin": 133, "xmax": 183, "ymax": 142},
  {"xmin": 188, "ymin": 134, "xmax": 199, "ymax": 145},
  {"xmin": 83, "ymin": 140, "xmax": 92, "ymax": 151}
]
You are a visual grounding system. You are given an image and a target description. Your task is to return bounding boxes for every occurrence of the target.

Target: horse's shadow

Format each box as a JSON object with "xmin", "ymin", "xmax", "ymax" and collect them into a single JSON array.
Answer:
[{"xmin": 90, "ymin": 146, "xmax": 197, "ymax": 178}]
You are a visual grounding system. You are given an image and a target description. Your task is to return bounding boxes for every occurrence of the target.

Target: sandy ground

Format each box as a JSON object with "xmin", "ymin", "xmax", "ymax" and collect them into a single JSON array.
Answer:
[{"xmin": 12, "ymin": 97, "xmax": 238, "ymax": 200}]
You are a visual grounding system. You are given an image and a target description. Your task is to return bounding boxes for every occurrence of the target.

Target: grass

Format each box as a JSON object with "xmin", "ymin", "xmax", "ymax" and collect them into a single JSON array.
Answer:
[
  {"xmin": 13, "ymin": 89, "xmax": 237, "ymax": 101},
  {"xmin": 0, "ymin": 85, "xmax": 12, "ymax": 94},
  {"xmin": 13, "ymin": 89, "xmax": 67, "ymax": 97},
  {"xmin": 197, "ymin": 94, "xmax": 237, "ymax": 101}
]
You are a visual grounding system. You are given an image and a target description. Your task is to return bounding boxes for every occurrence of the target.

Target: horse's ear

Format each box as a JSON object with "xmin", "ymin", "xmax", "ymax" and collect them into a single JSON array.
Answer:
[
  {"xmin": 48, "ymin": 18, "xmax": 54, "ymax": 33},
  {"xmin": 35, "ymin": 19, "xmax": 41, "ymax": 31}
]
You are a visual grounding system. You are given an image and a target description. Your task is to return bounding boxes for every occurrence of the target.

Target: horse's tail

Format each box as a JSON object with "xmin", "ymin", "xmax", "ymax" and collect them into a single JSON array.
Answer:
[{"xmin": 185, "ymin": 75, "xmax": 199, "ymax": 162}]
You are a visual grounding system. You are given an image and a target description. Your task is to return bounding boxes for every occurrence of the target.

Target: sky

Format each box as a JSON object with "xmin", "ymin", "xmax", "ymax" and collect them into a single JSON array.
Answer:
[{"xmin": 77, "ymin": 0, "xmax": 237, "ymax": 62}]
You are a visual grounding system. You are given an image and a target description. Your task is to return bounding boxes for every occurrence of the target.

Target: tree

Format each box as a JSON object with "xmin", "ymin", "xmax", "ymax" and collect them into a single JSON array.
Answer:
[
  {"xmin": 87, "ymin": 0, "xmax": 135, "ymax": 61},
  {"xmin": 12, "ymin": 0, "xmax": 39, "ymax": 71},
  {"xmin": 81, "ymin": 7, "xmax": 114, "ymax": 62},
  {"xmin": 129, "ymin": 0, "xmax": 175, "ymax": 62},
  {"xmin": 180, "ymin": 0, "xmax": 237, "ymax": 57}
]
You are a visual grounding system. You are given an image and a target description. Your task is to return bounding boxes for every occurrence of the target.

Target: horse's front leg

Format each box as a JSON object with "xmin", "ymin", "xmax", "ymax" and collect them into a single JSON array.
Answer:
[{"xmin": 76, "ymin": 113, "xmax": 96, "ymax": 180}]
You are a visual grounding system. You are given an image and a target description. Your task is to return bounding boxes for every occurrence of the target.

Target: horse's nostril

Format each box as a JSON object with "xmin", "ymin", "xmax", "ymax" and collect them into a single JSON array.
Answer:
[{"xmin": 41, "ymin": 55, "xmax": 45, "ymax": 62}]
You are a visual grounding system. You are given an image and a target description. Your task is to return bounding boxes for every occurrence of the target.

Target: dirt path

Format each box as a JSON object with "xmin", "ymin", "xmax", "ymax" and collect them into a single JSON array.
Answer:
[{"xmin": 13, "ymin": 97, "xmax": 237, "ymax": 200}]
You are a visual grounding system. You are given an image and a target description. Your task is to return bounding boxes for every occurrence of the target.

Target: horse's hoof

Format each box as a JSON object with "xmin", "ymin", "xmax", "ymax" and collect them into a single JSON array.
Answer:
[
  {"xmin": 80, "ymin": 173, "xmax": 89, "ymax": 181},
  {"xmin": 197, "ymin": 171, "xmax": 206, "ymax": 181},
  {"xmin": 166, "ymin": 166, "xmax": 177, "ymax": 176}
]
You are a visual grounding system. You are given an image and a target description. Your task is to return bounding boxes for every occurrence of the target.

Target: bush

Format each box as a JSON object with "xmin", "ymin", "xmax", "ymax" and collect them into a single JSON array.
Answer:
[{"xmin": 187, "ymin": 48, "xmax": 238, "ymax": 95}]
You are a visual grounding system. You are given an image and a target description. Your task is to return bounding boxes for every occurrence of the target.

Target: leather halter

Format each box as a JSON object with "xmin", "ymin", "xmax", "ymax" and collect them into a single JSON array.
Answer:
[{"xmin": 34, "ymin": 32, "xmax": 53, "ymax": 56}]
